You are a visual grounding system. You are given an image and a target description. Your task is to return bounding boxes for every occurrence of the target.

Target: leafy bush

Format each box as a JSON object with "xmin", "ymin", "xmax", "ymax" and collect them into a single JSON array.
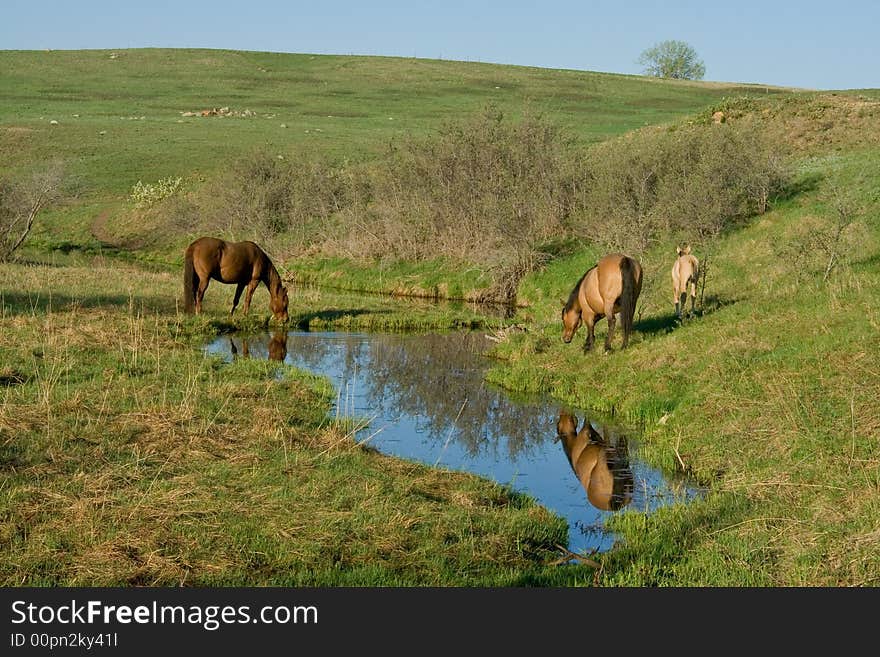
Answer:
[
  {"xmin": 130, "ymin": 176, "xmax": 182, "ymax": 208},
  {"xmin": 189, "ymin": 107, "xmax": 788, "ymax": 304}
]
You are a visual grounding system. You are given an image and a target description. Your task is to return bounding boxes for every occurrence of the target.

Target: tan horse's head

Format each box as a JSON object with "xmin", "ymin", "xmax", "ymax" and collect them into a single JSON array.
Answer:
[
  {"xmin": 677, "ymin": 244, "xmax": 692, "ymax": 256},
  {"xmin": 270, "ymin": 285, "xmax": 289, "ymax": 323},
  {"xmin": 561, "ymin": 300, "xmax": 581, "ymax": 344}
]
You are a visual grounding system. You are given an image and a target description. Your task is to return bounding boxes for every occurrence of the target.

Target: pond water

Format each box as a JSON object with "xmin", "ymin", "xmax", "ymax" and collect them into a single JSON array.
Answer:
[{"xmin": 205, "ymin": 329, "xmax": 699, "ymax": 554}]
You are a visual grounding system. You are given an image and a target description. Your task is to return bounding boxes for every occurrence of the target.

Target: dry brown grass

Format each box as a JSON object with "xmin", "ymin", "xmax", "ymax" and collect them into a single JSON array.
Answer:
[{"xmin": 0, "ymin": 262, "xmax": 567, "ymax": 585}]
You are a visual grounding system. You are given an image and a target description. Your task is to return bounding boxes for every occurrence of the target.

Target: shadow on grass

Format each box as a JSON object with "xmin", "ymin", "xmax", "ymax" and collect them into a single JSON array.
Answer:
[
  {"xmin": 0, "ymin": 290, "xmax": 177, "ymax": 315},
  {"xmin": 774, "ymin": 171, "xmax": 824, "ymax": 204},
  {"xmin": 635, "ymin": 294, "xmax": 741, "ymax": 337},
  {"xmin": 292, "ymin": 308, "xmax": 391, "ymax": 328}
]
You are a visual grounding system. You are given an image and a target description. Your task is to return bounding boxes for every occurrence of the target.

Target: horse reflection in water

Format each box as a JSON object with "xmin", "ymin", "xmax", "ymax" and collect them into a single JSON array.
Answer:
[
  {"xmin": 229, "ymin": 330, "xmax": 289, "ymax": 362},
  {"xmin": 556, "ymin": 411, "xmax": 634, "ymax": 511}
]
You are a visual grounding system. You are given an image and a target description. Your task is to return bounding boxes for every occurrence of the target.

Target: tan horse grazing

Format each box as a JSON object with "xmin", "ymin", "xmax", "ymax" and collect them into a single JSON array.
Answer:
[
  {"xmin": 671, "ymin": 245, "xmax": 699, "ymax": 320},
  {"xmin": 556, "ymin": 411, "xmax": 634, "ymax": 512},
  {"xmin": 561, "ymin": 253, "xmax": 643, "ymax": 352},
  {"xmin": 183, "ymin": 237, "xmax": 289, "ymax": 322}
]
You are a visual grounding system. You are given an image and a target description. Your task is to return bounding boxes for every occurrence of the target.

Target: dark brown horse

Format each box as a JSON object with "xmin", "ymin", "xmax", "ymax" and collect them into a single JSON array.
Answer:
[
  {"xmin": 183, "ymin": 237, "xmax": 289, "ymax": 322},
  {"xmin": 556, "ymin": 411, "xmax": 634, "ymax": 512},
  {"xmin": 561, "ymin": 253, "xmax": 643, "ymax": 351}
]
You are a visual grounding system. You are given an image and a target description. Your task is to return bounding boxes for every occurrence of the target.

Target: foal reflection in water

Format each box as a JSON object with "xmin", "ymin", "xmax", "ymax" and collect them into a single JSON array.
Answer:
[
  {"xmin": 229, "ymin": 330, "xmax": 289, "ymax": 362},
  {"xmin": 556, "ymin": 411, "xmax": 634, "ymax": 511}
]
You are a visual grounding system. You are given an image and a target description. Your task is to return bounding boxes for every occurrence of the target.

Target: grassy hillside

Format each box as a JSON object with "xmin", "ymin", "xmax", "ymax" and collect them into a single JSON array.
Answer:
[
  {"xmin": 1, "ymin": 48, "xmax": 791, "ymax": 264},
  {"xmin": 0, "ymin": 48, "xmax": 786, "ymax": 181}
]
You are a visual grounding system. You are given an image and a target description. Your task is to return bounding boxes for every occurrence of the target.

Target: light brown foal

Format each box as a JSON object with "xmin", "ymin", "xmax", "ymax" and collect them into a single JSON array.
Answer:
[{"xmin": 671, "ymin": 245, "xmax": 699, "ymax": 320}]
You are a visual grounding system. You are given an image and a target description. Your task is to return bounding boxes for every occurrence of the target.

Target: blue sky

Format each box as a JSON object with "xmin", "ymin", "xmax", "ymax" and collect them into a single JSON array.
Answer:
[{"xmin": 2, "ymin": 1, "xmax": 878, "ymax": 90}]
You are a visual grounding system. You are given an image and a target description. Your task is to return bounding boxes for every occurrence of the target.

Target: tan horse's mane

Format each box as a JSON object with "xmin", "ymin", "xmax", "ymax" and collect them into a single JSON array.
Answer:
[{"xmin": 564, "ymin": 267, "xmax": 593, "ymax": 313}]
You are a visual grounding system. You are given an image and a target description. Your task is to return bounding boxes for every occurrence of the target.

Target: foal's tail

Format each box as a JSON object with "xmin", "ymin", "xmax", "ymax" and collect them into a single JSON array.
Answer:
[
  {"xmin": 619, "ymin": 256, "xmax": 638, "ymax": 344},
  {"xmin": 183, "ymin": 247, "xmax": 196, "ymax": 313}
]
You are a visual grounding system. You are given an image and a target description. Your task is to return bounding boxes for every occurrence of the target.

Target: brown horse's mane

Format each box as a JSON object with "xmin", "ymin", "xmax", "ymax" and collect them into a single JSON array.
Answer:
[
  {"xmin": 564, "ymin": 267, "xmax": 593, "ymax": 312},
  {"xmin": 264, "ymin": 258, "xmax": 284, "ymax": 294}
]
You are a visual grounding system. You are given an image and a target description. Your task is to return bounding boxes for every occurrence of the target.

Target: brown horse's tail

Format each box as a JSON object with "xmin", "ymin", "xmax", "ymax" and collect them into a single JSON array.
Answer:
[
  {"xmin": 183, "ymin": 247, "xmax": 196, "ymax": 313},
  {"xmin": 619, "ymin": 256, "xmax": 637, "ymax": 345}
]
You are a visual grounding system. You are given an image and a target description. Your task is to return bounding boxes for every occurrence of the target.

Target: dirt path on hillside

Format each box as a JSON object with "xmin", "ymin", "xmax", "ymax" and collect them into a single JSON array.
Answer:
[{"xmin": 90, "ymin": 208, "xmax": 149, "ymax": 251}]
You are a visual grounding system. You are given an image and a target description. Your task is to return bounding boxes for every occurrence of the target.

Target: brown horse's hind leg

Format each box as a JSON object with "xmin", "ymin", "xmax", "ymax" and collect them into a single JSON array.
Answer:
[
  {"xmin": 603, "ymin": 302, "xmax": 617, "ymax": 352},
  {"xmin": 231, "ymin": 282, "xmax": 246, "ymax": 316},
  {"xmin": 195, "ymin": 277, "xmax": 210, "ymax": 314}
]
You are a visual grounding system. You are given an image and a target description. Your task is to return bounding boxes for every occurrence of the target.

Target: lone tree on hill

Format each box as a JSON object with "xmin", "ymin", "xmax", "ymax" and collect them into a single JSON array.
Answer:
[{"xmin": 638, "ymin": 40, "xmax": 706, "ymax": 80}]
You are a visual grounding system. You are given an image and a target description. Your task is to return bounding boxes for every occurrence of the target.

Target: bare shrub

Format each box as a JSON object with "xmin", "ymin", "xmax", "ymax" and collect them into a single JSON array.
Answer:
[
  {"xmin": 334, "ymin": 106, "xmax": 580, "ymax": 302},
  {"xmin": 579, "ymin": 123, "xmax": 788, "ymax": 255},
  {"xmin": 0, "ymin": 161, "xmax": 65, "ymax": 261},
  {"xmin": 774, "ymin": 181, "xmax": 870, "ymax": 283},
  {"xmin": 200, "ymin": 150, "xmax": 359, "ymax": 245}
]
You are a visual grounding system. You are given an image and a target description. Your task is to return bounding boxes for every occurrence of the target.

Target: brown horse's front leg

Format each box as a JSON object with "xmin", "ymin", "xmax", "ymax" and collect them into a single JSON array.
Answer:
[
  {"xmin": 242, "ymin": 279, "xmax": 259, "ymax": 315},
  {"xmin": 231, "ymin": 282, "xmax": 246, "ymax": 316}
]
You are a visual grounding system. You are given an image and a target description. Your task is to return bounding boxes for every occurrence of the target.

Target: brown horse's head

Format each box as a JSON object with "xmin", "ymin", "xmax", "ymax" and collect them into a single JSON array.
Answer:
[
  {"xmin": 269, "ymin": 329, "xmax": 288, "ymax": 362},
  {"xmin": 270, "ymin": 286, "xmax": 289, "ymax": 323},
  {"xmin": 561, "ymin": 300, "xmax": 581, "ymax": 344}
]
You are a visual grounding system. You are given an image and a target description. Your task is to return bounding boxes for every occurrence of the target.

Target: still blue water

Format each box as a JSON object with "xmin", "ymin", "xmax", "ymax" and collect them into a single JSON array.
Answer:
[{"xmin": 206, "ymin": 330, "xmax": 698, "ymax": 554}]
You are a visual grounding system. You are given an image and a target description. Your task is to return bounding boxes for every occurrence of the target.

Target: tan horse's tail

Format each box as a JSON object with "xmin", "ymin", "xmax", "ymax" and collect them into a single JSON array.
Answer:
[
  {"xmin": 183, "ymin": 247, "xmax": 196, "ymax": 313},
  {"xmin": 619, "ymin": 256, "xmax": 637, "ymax": 345}
]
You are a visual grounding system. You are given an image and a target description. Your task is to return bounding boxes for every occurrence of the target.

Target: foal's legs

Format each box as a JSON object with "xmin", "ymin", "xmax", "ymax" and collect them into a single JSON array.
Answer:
[
  {"xmin": 689, "ymin": 279, "xmax": 697, "ymax": 317},
  {"xmin": 231, "ymin": 282, "xmax": 246, "ymax": 316},
  {"xmin": 673, "ymin": 279, "xmax": 681, "ymax": 319}
]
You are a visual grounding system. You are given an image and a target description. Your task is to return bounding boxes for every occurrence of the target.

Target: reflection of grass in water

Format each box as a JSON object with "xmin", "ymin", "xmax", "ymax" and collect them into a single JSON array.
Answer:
[{"xmin": 325, "ymin": 370, "xmax": 383, "ymax": 456}]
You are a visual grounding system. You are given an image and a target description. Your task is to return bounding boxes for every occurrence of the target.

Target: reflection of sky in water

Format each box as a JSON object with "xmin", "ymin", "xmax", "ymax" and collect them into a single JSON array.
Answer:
[{"xmin": 206, "ymin": 330, "xmax": 699, "ymax": 554}]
